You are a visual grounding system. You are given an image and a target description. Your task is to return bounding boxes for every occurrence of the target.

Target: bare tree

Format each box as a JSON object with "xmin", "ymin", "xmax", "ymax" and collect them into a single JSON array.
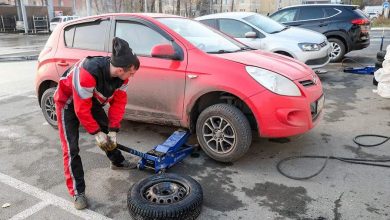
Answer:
[
  {"xmin": 150, "ymin": 0, "xmax": 156, "ymax": 12},
  {"xmin": 93, "ymin": 0, "xmax": 101, "ymax": 14},
  {"xmin": 220, "ymin": 0, "xmax": 222, "ymax": 12},
  {"xmin": 231, "ymin": 0, "xmax": 234, "ymax": 12},
  {"xmin": 176, "ymin": 0, "xmax": 180, "ymax": 15},
  {"xmin": 139, "ymin": 0, "xmax": 144, "ymax": 12},
  {"xmin": 159, "ymin": 0, "xmax": 162, "ymax": 13}
]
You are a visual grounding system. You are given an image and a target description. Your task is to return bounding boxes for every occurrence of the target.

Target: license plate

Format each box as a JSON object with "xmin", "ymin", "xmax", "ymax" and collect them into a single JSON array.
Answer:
[{"xmin": 317, "ymin": 95, "xmax": 325, "ymax": 113}]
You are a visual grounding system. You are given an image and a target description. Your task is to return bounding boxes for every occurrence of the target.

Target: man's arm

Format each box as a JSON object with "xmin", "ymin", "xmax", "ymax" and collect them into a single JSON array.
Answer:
[
  {"xmin": 108, "ymin": 79, "xmax": 129, "ymax": 132},
  {"xmin": 72, "ymin": 65, "xmax": 101, "ymax": 135}
]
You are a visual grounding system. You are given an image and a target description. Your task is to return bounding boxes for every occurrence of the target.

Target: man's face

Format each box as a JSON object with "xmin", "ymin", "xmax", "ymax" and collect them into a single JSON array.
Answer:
[{"xmin": 111, "ymin": 65, "xmax": 137, "ymax": 80}]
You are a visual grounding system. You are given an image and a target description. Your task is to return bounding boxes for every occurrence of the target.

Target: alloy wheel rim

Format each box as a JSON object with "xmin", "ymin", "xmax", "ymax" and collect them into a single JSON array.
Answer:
[
  {"xmin": 202, "ymin": 116, "xmax": 236, "ymax": 154},
  {"xmin": 330, "ymin": 42, "xmax": 341, "ymax": 59},
  {"xmin": 45, "ymin": 96, "xmax": 57, "ymax": 122}
]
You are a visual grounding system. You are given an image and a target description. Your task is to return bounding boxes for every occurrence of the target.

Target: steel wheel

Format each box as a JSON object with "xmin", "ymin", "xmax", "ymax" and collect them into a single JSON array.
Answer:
[
  {"xmin": 330, "ymin": 42, "xmax": 341, "ymax": 59},
  {"xmin": 144, "ymin": 181, "xmax": 188, "ymax": 204},
  {"xmin": 202, "ymin": 116, "xmax": 236, "ymax": 154}
]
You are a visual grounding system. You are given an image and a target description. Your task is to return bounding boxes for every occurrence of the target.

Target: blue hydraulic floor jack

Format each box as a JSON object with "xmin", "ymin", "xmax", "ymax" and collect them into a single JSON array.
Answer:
[{"xmin": 117, "ymin": 130, "xmax": 196, "ymax": 173}]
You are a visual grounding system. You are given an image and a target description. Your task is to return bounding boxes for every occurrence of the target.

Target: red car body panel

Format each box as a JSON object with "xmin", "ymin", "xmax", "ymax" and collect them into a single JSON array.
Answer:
[{"xmin": 35, "ymin": 13, "xmax": 324, "ymax": 138}]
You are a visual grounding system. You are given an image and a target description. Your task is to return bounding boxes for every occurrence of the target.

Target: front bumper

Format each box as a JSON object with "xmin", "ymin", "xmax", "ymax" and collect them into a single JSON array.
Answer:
[
  {"xmin": 246, "ymin": 73, "xmax": 324, "ymax": 138},
  {"xmin": 295, "ymin": 43, "xmax": 331, "ymax": 69}
]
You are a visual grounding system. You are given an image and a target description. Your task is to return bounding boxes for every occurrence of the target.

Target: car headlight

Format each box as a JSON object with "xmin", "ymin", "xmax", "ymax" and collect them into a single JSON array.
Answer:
[
  {"xmin": 246, "ymin": 66, "xmax": 301, "ymax": 96},
  {"xmin": 298, "ymin": 43, "xmax": 320, "ymax": 51}
]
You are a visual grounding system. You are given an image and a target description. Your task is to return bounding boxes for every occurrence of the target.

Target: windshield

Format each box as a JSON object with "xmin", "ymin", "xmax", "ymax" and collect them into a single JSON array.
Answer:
[
  {"xmin": 51, "ymin": 17, "xmax": 61, "ymax": 22},
  {"xmin": 157, "ymin": 17, "xmax": 246, "ymax": 53},
  {"xmin": 243, "ymin": 14, "xmax": 286, "ymax": 34}
]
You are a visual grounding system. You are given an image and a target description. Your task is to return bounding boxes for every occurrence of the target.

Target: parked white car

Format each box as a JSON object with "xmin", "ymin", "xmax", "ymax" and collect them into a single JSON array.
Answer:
[
  {"xmin": 50, "ymin": 16, "xmax": 79, "ymax": 32},
  {"xmin": 196, "ymin": 12, "xmax": 331, "ymax": 69}
]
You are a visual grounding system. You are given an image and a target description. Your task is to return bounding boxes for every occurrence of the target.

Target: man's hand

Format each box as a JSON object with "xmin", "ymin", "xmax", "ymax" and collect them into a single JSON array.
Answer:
[
  {"xmin": 95, "ymin": 131, "xmax": 109, "ymax": 152},
  {"xmin": 107, "ymin": 131, "xmax": 117, "ymax": 151}
]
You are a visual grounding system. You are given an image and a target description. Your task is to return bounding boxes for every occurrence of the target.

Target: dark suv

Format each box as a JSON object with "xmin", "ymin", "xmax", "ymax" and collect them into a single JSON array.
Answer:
[{"xmin": 270, "ymin": 4, "xmax": 370, "ymax": 62}]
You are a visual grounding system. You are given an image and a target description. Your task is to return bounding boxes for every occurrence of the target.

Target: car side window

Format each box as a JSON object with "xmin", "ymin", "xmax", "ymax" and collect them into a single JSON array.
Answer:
[
  {"xmin": 271, "ymin": 9, "xmax": 298, "ymax": 23},
  {"xmin": 324, "ymin": 8, "xmax": 339, "ymax": 17},
  {"xmin": 115, "ymin": 21, "xmax": 171, "ymax": 57},
  {"xmin": 199, "ymin": 19, "xmax": 218, "ymax": 29},
  {"xmin": 65, "ymin": 20, "xmax": 109, "ymax": 51},
  {"xmin": 218, "ymin": 19, "xmax": 256, "ymax": 38},
  {"xmin": 298, "ymin": 7, "xmax": 325, "ymax": 20}
]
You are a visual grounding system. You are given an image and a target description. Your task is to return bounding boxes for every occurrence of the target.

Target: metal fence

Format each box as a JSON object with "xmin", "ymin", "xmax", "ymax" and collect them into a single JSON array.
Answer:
[
  {"xmin": 32, "ymin": 16, "xmax": 49, "ymax": 33},
  {"xmin": 0, "ymin": 16, "xmax": 16, "ymax": 32}
]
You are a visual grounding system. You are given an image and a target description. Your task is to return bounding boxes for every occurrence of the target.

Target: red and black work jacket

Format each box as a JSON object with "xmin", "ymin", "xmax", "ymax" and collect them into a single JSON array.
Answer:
[{"xmin": 54, "ymin": 56, "xmax": 128, "ymax": 134}]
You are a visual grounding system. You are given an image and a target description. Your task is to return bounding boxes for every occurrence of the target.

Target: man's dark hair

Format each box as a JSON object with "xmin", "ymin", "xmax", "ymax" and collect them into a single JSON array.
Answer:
[{"xmin": 121, "ymin": 56, "xmax": 140, "ymax": 71}]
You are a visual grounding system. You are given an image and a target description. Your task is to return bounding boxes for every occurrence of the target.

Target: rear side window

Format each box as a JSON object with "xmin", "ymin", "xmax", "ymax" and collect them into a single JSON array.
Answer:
[
  {"xmin": 353, "ymin": 9, "xmax": 369, "ymax": 19},
  {"xmin": 324, "ymin": 8, "xmax": 340, "ymax": 17},
  {"xmin": 64, "ymin": 20, "xmax": 109, "ymax": 51},
  {"xmin": 218, "ymin": 19, "xmax": 256, "ymax": 38},
  {"xmin": 271, "ymin": 9, "xmax": 298, "ymax": 23},
  {"xmin": 199, "ymin": 19, "xmax": 218, "ymax": 29},
  {"xmin": 298, "ymin": 7, "xmax": 325, "ymax": 20}
]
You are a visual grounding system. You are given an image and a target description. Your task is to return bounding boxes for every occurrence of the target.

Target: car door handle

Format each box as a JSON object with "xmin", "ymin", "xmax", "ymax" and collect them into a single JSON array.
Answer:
[
  {"xmin": 188, "ymin": 74, "xmax": 198, "ymax": 79},
  {"xmin": 319, "ymin": 23, "xmax": 328, "ymax": 27},
  {"xmin": 57, "ymin": 61, "xmax": 69, "ymax": 67}
]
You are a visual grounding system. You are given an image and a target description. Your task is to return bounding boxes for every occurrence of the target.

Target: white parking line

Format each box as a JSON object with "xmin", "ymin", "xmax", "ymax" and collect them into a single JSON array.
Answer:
[
  {"xmin": 0, "ymin": 172, "xmax": 112, "ymax": 220},
  {"xmin": 9, "ymin": 201, "xmax": 49, "ymax": 220}
]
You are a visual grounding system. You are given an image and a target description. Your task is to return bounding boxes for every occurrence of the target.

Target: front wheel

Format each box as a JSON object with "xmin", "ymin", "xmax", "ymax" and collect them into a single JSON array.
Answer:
[
  {"xmin": 40, "ymin": 87, "xmax": 58, "ymax": 129},
  {"xmin": 196, "ymin": 104, "xmax": 252, "ymax": 162}
]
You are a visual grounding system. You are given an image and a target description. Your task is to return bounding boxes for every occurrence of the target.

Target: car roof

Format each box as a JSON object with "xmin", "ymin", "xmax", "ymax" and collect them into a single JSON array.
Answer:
[
  {"xmin": 99, "ymin": 13, "xmax": 182, "ymax": 19},
  {"xmin": 281, "ymin": 4, "xmax": 358, "ymax": 10},
  {"xmin": 196, "ymin": 12, "xmax": 257, "ymax": 20}
]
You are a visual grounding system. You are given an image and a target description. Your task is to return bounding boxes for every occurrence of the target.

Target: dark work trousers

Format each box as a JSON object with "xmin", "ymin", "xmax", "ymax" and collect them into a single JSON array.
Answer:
[{"xmin": 56, "ymin": 99, "xmax": 125, "ymax": 197}]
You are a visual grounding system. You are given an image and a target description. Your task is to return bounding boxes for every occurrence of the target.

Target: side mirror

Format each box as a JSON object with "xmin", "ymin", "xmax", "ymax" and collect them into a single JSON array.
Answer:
[
  {"xmin": 245, "ymin": 31, "xmax": 257, "ymax": 38},
  {"xmin": 151, "ymin": 44, "xmax": 177, "ymax": 59}
]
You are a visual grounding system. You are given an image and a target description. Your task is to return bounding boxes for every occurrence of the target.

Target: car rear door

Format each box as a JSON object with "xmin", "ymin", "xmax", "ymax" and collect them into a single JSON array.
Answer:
[
  {"xmin": 111, "ymin": 17, "xmax": 187, "ymax": 125},
  {"xmin": 295, "ymin": 7, "xmax": 328, "ymax": 33},
  {"xmin": 54, "ymin": 17, "xmax": 110, "ymax": 76}
]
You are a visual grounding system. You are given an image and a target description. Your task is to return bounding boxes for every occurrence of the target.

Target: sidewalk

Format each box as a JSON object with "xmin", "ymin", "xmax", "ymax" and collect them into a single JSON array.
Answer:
[{"xmin": 0, "ymin": 33, "xmax": 48, "ymax": 62}]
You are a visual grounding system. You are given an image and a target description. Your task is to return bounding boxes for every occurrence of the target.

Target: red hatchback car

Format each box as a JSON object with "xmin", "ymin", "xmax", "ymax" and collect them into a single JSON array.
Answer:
[{"xmin": 35, "ymin": 13, "xmax": 324, "ymax": 162}]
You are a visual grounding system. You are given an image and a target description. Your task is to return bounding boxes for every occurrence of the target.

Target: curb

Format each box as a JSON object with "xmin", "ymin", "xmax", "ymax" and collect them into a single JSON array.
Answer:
[
  {"xmin": 371, "ymin": 27, "xmax": 390, "ymax": 31},
  {"xmin": 0, "ymin": 55, "xmax": 38, "ymax": 62}
]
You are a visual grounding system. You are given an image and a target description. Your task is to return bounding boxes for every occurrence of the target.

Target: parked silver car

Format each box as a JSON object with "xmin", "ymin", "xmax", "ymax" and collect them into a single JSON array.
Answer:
[
  {"xmin": 50, "ymin": 16, "xmax": 79, "ymax": 32},
  {"xmin": 196, "ymin": 12, "xmax": 331, "ymax": 69}
]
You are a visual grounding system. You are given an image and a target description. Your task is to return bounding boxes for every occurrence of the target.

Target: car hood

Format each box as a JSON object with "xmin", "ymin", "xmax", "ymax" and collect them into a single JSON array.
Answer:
[
  {"xmin": 272, "ymin": 27, "xmax": 326, "ymax": 44},
  {"xmin": 214, "ymin": 49, "xmax": 313, "ymax": 80}
]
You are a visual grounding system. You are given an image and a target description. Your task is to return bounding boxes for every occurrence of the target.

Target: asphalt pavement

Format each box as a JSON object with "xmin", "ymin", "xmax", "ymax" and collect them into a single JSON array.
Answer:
[{"xmin": 0, "ymin": 34, "xmax": 390, "ymax": 220}]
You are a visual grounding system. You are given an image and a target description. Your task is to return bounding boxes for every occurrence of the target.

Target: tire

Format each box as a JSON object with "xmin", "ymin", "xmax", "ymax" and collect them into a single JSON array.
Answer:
[
  {"xmin": 377, "ymin": 50, "xmax": 386, "ymax": 61},
  {"xmin": 40, "ymin": 87, "xmax": 58, "ymax": 129},
  {"xmin": 375, "ymin": 61, "xmax": 383, "ymax": 69},
  {"xmin": 128, "ymin": 173, "xmax": 203, "ymax": 220},
  {"xmin": 196, "ymin": 103, "xmax": 252, "ymax": 162},
  {"xmin": 329, "ymin": 38, "xmax": 346, "ymax": 63}
]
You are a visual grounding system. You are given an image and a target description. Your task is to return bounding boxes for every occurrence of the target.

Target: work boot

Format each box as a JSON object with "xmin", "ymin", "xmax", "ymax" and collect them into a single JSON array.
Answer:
[
  {"xmin": 73, "ymin": 193, "xmax": 88, "ymax": 210},
  {"xmin": 111, "ymin": 158, "xmax": 138, "ymax": 170}
]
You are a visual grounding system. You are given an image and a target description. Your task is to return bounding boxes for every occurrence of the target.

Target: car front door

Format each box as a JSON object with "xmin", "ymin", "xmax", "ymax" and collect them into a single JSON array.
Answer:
[
  {"xmin": 112, "ymin": 18, "xmax": 187, "ymax": 125},
  {"xmin": 217, "ymin": 18, "xmax": 262, "ymax": 49}
]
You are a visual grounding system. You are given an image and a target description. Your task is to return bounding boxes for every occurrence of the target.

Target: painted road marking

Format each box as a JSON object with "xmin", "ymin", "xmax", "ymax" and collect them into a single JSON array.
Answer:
[
  {"xmin": 9, "ymin": 201, "xmax": 50, "ymax": 220},
  {"xmin": 0, "ymin": 172, "xmax": 112, "ymax": 220}
]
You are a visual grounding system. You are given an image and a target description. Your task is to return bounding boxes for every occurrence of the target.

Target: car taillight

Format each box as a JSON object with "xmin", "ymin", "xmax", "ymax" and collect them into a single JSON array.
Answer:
[{"xmin": 351, "ymin": 18, "xmax": 369, "ymax": 25}]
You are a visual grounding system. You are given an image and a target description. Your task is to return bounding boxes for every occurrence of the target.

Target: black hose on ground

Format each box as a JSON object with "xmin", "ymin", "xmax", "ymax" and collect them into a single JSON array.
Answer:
[{"xmin": 277, "ymin": 134, "xmax": 390, "ymax": 180}]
